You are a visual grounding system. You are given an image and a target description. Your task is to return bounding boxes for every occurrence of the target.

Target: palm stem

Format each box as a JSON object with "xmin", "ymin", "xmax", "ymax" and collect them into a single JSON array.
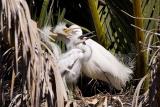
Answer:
[{"xmin": 133, "ymin": 0, "xmax": 148, "ymax": 92}]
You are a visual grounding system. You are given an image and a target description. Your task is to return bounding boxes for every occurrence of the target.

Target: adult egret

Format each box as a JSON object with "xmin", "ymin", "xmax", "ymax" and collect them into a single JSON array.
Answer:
[{"xmin": 53, "ymin": 23, "xmax": 133, "ymax": 90}]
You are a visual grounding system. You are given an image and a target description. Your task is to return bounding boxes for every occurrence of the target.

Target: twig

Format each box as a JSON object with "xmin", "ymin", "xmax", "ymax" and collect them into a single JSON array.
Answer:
[
  {"xmin": 87, "ymin": 79, "xmax": 94, "ymax": 85},
  {"xmin": 121, "ymin": 10, "xmax": 160, "ymax": 21},
  {"xmin": 123, "ymin": 102, "xmax": 132, "ymax": 106},
  {"xmin": 131, "ymin": 24, "xmax": 160, "ymax": 36},
  {"xmin": 112, "ymin": 96, "xmax": 123, "ymax": 107}
]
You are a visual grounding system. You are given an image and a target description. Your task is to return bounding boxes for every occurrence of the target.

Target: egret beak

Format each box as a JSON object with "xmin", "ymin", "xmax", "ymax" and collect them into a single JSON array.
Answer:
[
  {"xmin": 63, "ymin": 28, "xmax": 71, "ymax": 34},
  {"xmin": 63, "ymin": 28, "xmax": 72, "ymax": 38},
  {"xmin": 51, "ymin": 29, "xmax": 68, "ymax": 38},
  {"xmin": 79, "ymin": 31, "xmax": 96, "ymax": 39},
  {"xmin": 77, "ymin": 31, "xmax": 96, "ymax": 45},
  {"xmin": 63, "ymin": 27, "xmax": 83, "ymax": 38},
  {"xmin": 50, "ymin": 32, "xmax": 58, "ymax": 37}
]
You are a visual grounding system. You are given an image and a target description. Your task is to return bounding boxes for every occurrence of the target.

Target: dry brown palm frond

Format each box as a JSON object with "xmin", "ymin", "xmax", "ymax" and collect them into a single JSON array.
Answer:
[
  {"xmin": 0, "ymin": 0, "xmax": 67, "ymax": 107},
  {"xmin": 131, "ymin": 19, "xmax": 160, "ymax": 106},
  {"xmin": 132, "ymin": 74, "xmax": 149, "ymax": 107}
]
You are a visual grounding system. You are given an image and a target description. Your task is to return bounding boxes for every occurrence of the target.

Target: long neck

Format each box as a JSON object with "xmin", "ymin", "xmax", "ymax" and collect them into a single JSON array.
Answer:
[
  {"xmin": 80, "ymin": 44, "xmax": 92, "ymax": 61},
  {"xmin": 65, "ymin": 37, "xmax": 92, "ymax": 61},
  {"xmin": 66, "ymin": 40, "xmax": 92, "ymax": 61},
  {"xmin": 65, "ymin": 37, "xmax": 77, "ymax": 50},
  {"xmin": 66, "ymin": 40, "xmax": 75, "ymax": 50}
]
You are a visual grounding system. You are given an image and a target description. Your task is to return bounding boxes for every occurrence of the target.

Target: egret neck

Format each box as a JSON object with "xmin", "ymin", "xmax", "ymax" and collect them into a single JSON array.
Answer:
[{"xmin": 77, "ymin": 41, "xmax": 92, "ymax": 61}]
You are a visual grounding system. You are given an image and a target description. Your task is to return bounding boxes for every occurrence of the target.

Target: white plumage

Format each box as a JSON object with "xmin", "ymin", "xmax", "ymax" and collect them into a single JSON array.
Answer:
[
  {"xmin": 40, "ymin": 26, "xmax": 83, "ymax": 84},
  {"xmin": 54, "ymin": 23, "xmax": 133, "ymax": 90},
  {"xmin": 78, "ymin": 39, "xmax": 132, "ymax": 89},
  {"xmin": 58, "ymin": 48, "xmax": 83, "ymax": 84}
]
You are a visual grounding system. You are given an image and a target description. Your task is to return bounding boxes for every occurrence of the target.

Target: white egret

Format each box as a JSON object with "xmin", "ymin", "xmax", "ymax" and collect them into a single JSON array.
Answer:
[
  {"xmin": 40, "ymin": 26, "xmax": 86, "ymax": 85},
  {"xmin": 53, "ymin": 23, "xmax": 133, "ymax": 90}
]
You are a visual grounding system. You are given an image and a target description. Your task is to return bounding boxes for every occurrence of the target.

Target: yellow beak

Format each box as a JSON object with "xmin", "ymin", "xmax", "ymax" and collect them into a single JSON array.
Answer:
[
  {"xmin": 63, "ymin": 28, "xmax": 73, "ymax": 38},
  {"xmin": 64, "ymin": 28, "xmax": 72, "ymax": 33},
  {"xmin": 51, "ymin": 32, "xmax": 58, "ymax": 37},
  {"xmin": 48, "ymin": 31, "xmax": 58, "ymax": 38}
]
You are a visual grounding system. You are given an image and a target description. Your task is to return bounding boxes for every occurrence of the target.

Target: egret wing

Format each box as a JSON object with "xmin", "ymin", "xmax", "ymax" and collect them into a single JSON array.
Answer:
[{"xmin": 83, "ymin": 39, "xmax": 132, "ymax": 89}]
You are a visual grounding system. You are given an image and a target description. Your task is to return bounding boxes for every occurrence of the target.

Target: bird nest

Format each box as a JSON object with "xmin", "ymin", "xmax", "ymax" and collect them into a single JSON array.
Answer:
[{"xmin": 66, "ymin": 93, "xmax": 133, "ymax": 107}]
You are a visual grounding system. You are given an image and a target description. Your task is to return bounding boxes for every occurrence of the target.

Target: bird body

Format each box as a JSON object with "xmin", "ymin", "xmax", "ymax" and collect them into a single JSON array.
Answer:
[
  {"xmin": 41, "ymin": 26, "xmax": 83, "ymax": 84},
  {"xmin": 53, "ymin": 23, "xmax": 133, "ymax": 90},
  {"xmin": 77, "ymin": 39, "xmax": 132, "ymax": 90},
  {"xmin": 58, "ymin": 48, "xmax": 83, "ymax": 84}
]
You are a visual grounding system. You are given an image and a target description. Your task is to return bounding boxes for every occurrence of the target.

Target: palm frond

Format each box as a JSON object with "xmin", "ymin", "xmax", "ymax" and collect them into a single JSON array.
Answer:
[
  {"xmin": 0, "ymin": 0, "xmax": 67, "ymax": 106},
  {"xmin": 142, "ymin": 0, "xmax": 160, "ymax": 30},
  {"xmin": 87, "ymin": 0, "xmax": 110, "ymax": 48},
  {"xmin": 87, "ymin": 0, "xmax": 135, "ymax": 53}
]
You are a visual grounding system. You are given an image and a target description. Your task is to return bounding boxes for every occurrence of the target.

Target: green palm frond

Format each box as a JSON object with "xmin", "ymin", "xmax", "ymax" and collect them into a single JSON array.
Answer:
[
  {"xmin": 88, "ymin": 0, "xmax": 110, "ymax": 48},
  {"xmin": 38, "ymin": 0, "xmax": 50, "ymax": 27},
  {"xmin": 142, "ymin": 0, "xmax": 160, "ymax": 30},
  {"xmin": 88, "ymin": 0, "xmax": 135, "ymax": 53}
]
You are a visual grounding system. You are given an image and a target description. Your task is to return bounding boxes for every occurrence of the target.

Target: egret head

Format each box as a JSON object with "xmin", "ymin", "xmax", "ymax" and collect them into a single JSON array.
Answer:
[
  {"xmin": 65, "ymin": 24, "xmax": 83, "ymax": 37},
  {"xmin": 53, "ymin": 23, "xmax": 68, "ymax": 36},
  {"xmin": 53, "ymin": 23, "xmax": 82, "ymax": 37},
  {"xmin": 53, "ymin": 23, "xmax": 84, "ymax": 47}
]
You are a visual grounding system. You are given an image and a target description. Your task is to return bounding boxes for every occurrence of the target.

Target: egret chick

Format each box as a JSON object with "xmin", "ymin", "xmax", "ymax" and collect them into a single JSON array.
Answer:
[
  {"xmin": 40, "ymin": 26, "xmax": 84, "ymax": 84},
  {"xmin": 58, "ymin": 48, "xmax": 84, "ymax": 84}
]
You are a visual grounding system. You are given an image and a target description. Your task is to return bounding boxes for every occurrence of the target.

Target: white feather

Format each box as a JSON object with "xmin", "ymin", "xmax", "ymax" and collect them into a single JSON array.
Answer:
[
  {"xmin": 78, "ymin": 39, "xmax": 133, "ymax": 90},
  {"xmin": 41, "ymin": 26, "xmax": 83, "ymax": 84},
  {"xmin": 40, "ymin": 26, "xmax": 61, "ymax": 59},
  {"xmin": 58, "ymin": 48, "xmax": 83, "ymax": 83},
  {"xmin": 53, "ymin": 22, "xmax": 67, "ymax": 35},
  {"xmin": 53, "ymin": 23, "xmax": 133, "ymax": 90}
]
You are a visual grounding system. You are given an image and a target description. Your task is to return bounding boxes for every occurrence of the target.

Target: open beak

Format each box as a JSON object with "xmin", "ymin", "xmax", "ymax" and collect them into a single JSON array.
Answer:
[
  {"xmin": 63, "ymin": 28, "xmax": 72, "ymax": 38},
  {"xmin": 50, "ymin": 32, "xmax": 58, "ymax": 37},
  {"xmin": 77, "ymin": 31, "xmax": 96, "ymax": 45},
  {"xmin": 63, "ymin": 28, "xmax": 71, "ymax": 34},
  {"xmin": 51, "ymin": 28, "xmax": 70, "ymax": 38},
  {"xmin": 79, "ymin": 31, "xmax": 96, "ymax": 40}
]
